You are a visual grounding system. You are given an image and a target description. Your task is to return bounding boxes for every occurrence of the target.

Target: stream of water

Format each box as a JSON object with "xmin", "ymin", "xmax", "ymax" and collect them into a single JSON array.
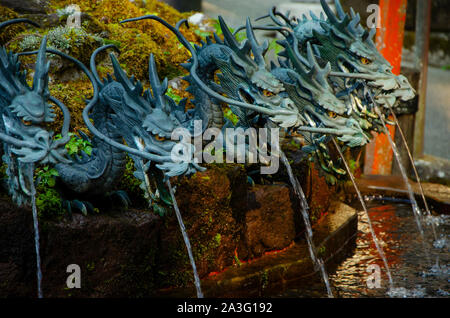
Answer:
[
  {"xmin": 166, "ymin": 180, "xmax": 204, "ymax": 298},
  {"xmin": 31, "ymin": 189, "xmax": 43, "ymax": 298},
  {"xmin": 372, "ymin": 105, "xmax": 433, "ymax": 265},
  {"xmin": 331, "ymin": 138, "xmax": 394, "ymax": 288},
  {"xmin": 280, "ymin": 151, "xmax": 334, "ymax": 298},
  {"xmin": 276, "ymin": 202, "xmax": 449, "ymax": 298}
]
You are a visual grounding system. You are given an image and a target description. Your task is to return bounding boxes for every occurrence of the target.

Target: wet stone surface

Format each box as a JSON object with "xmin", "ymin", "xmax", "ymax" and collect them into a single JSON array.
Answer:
[{"xmin": 276, "ymin": 202, "xmax": 450, "ymax": 298}]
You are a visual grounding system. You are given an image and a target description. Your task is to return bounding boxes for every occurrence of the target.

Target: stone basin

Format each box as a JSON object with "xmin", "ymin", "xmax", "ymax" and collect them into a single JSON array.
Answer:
[
  {"xmin": 354, "ymin": 175, "xmax": 450, "ymax": 213},
  {"xmin": 0, "ymin": 163, "xmax": 359, "ymax": 298},
  {"xmin": 157, "ymin": 202, "xmax": 357, "ymax": 298}
]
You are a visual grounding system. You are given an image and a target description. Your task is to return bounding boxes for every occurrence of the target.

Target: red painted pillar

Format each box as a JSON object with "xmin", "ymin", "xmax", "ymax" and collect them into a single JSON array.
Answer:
[{"xmin": 364, "ymin": 0, "xmax": 407, "ymax": 175}]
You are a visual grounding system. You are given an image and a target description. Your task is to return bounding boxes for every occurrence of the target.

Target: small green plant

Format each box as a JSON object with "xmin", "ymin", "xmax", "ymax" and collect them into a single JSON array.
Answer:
[
  {"xmin": 117, "ymin": 156, "xmax": 143, "ymax": 195},
  {"xmin": 290, "ymin": 138, "xmax": 301, "ymax": 150},
  {"xmin": 261, "ymin": 270, "xmax": 269, "ymax": 290},
  {"xmin": 86, "ymin": 262, "xmax": 95, "ymax": 271},
  {"xmin": 234, "ymin": 250, "xmax": 243, "ymax": 267},
  {"xmin": 223, "ymin": 107, "xmax": 239, "ymax": 125},
  {"xmin": 214, "ymin": 233, "xmax": 221, "ymax": 245},
  {"xmin": 165, "ymin": 87, "xmax": 182, "ymax": 104},
  {"xmin": 268, "ymin": 39, "xmax": 283, "ymax": 54},
  {"xmin": 35, "ymin": 166, "xmax": 63, "ymax": 218},
  {"xmin": 317, "ymin": 246, "xmax": 326, "ymax": 257},
  {"xmin": 348, "ymin": 159, "xmax": 357, "ymax": 174},
  {"xmin": 102, "ymin": 38, "xmax": 122, "ymax": 48},
  {"xmin": 36, "ymin": 166, "xmax": 59, "ymax": 188},
  {"xmin": 194, "ymin": 29, "xmax": 212, "ymax": 39},
  {"xmin": 56, "ymin": 133, "xmax": 92, "ymax": 157}
]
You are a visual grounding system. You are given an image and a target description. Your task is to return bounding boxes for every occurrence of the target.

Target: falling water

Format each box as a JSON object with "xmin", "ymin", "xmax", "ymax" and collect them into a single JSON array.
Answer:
[
  {"xmin": 331, "ymin": 138, "xmax": 394, "ymax": 289},
  {"xmin": 384, "ymin": 99, "xmax": 437, "ymax": 240},
  {"xmin": 371, "ymin": 103, "xmax": 431, "ymax": 263},
  {"xmin": 280, "ymin": 151, "xmax": 334, "ymax": 298},
  {"xmin": 30, "ymin": 184, "xmax": 43, "ymax": 298},
  {"xmin": 166, "ymin": 180, "xmax": 204, "ymax": 298}
]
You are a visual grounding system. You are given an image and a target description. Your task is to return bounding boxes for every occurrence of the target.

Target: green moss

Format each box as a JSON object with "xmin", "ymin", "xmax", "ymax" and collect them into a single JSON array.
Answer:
[
  {"xmin": 317, "ymin": 245, "xmax": 326, "ymax": 258},
  {"xmin": 2, "ymin": 0, "xmax": 210, "ymax": 134},
  {"xmin": 261, "ymin": 270, "xmax": 269, "ymax": 290},
  {"xmin": 0, "ymin": 5, "xmax": 27, "ymax": 45},
  {"xmin": 214, "ymin": 233, "xmax": 221, "ymax": 245},
  {"xmin": 115, "ymin": 156, "xmax": 147, "ymax": 207}
]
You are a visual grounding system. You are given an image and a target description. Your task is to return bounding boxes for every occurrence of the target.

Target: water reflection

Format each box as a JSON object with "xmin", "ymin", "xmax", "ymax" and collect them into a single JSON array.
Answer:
[{"xmin": 276, "ymin": 202, "xmax": 449, "ymax": 298}]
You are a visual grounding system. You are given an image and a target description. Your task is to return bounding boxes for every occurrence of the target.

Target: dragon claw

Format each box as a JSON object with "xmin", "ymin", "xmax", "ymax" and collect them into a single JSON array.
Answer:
[
  {"xmin": 64, "ymin": 199, "xmax": 95, "ymax": 216},
  {"xmin": 109, "ymin": 190, "xmax": 131, "ymax": 209}
]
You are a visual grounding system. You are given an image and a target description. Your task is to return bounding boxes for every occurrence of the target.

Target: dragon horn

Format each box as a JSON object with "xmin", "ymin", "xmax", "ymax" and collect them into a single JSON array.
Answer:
[
  {"xmin": 218, "ymin": 16, "xmax": 241, "ymax": 52},
  {"xmin": 148, "ymin": 53, "xmax": 169, "ymax": 111},
  {"xmin": 269, "ymin": 6, "xmax": 294, "ymax": 28},
  {"xmin": 363, "ymin": 27, "xmax": 376, "ymax": 43},
  {"xmin": 348, "ymin": 11, "xmax": 361, "ymax": 35},
  {"xmin": 109, "ymin": 52, "xmax": 134, "ymax": 92},
  {"xmin": 321, "ymin": 0, "xmax": 353, "ymax": 36},
  {"xmin": 90, "ymin": 44, "xmax": 120, "ymax": 84},
  {"xmin": 245, "ymin": 17, "xmax": 268, "ymax": 66},
  {"xmin": 32, "ymin": 36, "xmax": 50, "ymax": 95},
  {"xmin": 0, "ymin": 18, "xmax": 39, "ymax": 31},
  {"xmin": 307, "ymin": 42, "xmax": 331, "ymax": 88},
  {"xmin": 320, "ymin": 0, "xmax": 338, "ymax": 24},
  {"xmin": 334, "ymin": 0, "xmax": 346, "ymax": 19},
  {"xmin": 283, "ymin": 40, "xmax": 308, "ymax": 75}
]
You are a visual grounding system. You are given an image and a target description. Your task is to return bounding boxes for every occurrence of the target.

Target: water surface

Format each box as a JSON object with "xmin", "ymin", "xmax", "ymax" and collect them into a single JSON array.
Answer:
[{"xmin": 277, "ymin": 202, "xmax": 449, "ymax": 298}]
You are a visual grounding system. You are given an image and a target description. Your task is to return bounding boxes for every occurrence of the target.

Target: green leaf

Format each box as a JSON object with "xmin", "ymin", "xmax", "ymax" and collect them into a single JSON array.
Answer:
[
  {"xmin": 84, "ymin": 146, "xmax": 92, "ymax": 156},
  {"xmin": 194, "ymin": 29, "xmax": 211, "ymax": 38},
  {"xmin": 156, "ymin": 179, "xmax": 173, "ymax": 206},
  {"xmin": 47, "ymin": 178, "xmax": 55, "ymax": 188},
  {"xmin": 152, "ymin": 203, "xmax": 167, "ymax": 217},
  {"xmin": 268, "ymin": 39, "xmax": 282, "ymax": 54},
  {"xmin": 68, "ymin": 144, "xmax": 78, "ymax": 155}
]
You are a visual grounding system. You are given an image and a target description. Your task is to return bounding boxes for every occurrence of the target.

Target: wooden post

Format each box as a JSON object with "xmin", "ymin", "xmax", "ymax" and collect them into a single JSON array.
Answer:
[
  {"xmin": 412, "ymin": 0, "xmax": 432, "ymax": 158},
  {"xmin": 363, "ymin": 0, "xmax": 408, "ymax": 175}
]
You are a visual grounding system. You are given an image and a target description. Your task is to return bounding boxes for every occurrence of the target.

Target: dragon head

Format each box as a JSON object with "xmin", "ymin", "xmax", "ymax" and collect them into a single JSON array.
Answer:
[
  {"xmin": 101, "ymin": 52, "xmax": 204, "ymax": 178},
  {"xmin": 215, "ymin": 17, "xmax": 285, "ymax": 96},
  {"xmin": 315, "ymin": 0, "xmax": 415, "ymax": 108},
  {"xmin": 1, "ymin": 36, "xmax": 55, "ymax": 124},
  {"xmin": 258, "ymin": 1, "xmax": 415, "ymax": 112},
  {"xmin": 272, "ymin": 39, "xmax": 369, "ymax": 149}
]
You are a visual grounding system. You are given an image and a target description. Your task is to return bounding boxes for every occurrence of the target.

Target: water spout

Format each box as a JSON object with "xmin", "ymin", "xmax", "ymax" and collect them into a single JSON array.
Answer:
[
  {"xmin": 30, "ymin": 179, "xmax": 43, "ymax": 298},
  {"xmin": 367, "ymin": 91, "xmax": 431, "ymax": 264},
  {"xmin": 280, "ymin": 151, "xmax": 334, "ymax": 298},
  {"xmin": 166, "ymin": 180, "xmax": 204, "ymax": 298},
  {"xmin": 384, "ymin": 98, "xmax": 437, "ymax": 240},
  {"xmin": 331, "ymin": 138, "xmax": 394, "ymax": 289}
]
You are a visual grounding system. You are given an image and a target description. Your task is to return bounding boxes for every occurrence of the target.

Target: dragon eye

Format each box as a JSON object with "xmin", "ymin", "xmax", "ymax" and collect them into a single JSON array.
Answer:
[
  {"xmin": 263, "ymin": 90, "xmax": 275, "ymax": 97},
  {"xmin": 360, "ymin": 57, "xmax": 372, "ymax": 65},
  {"xmin": 155, "ymin": 135, "xmax": 166, "ymax": 141},
  {"xmin": 328, "ymin": 111, "xmax": 337, "ymax": 118}
]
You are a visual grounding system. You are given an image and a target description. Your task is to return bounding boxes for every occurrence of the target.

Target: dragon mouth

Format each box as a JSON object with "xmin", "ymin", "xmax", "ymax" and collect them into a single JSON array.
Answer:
[
  {"xmin": 251, "ymin": 69, "xmax": 285, "ymax": 94},
  {"xmin": 238, "ymin": 88, "xmax": 255, "ymax": 104},
  {"xmin": 254, "ymin": 81, "xmax": 284, "ymax": 94},
  {"xmin": 338, "ymin": 59, "xmax": 415, "ymax": 109},
  {"xmin": 338, "ymin": 59, "xmax": 358, "ymax": 74}
]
